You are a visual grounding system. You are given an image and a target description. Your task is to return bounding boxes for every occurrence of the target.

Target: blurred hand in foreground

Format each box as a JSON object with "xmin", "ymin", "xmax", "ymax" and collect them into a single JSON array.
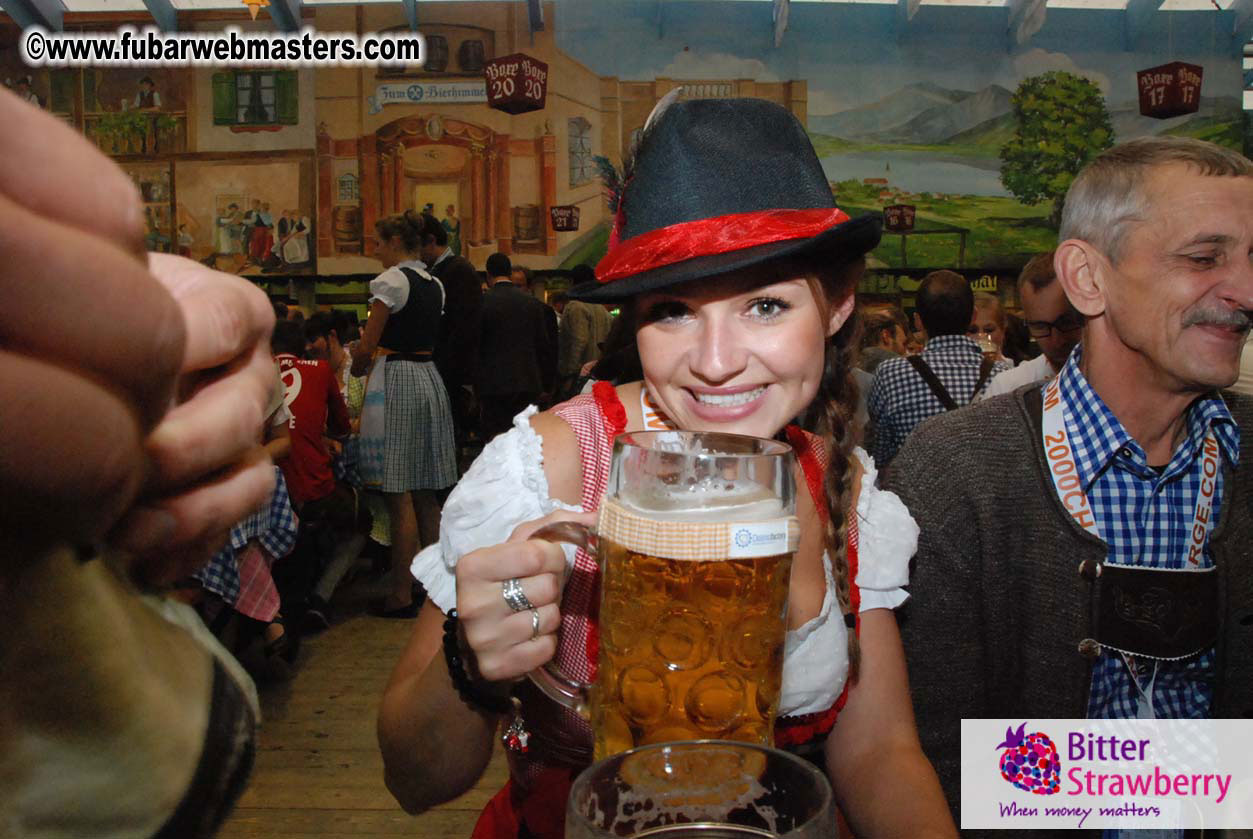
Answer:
[{"xmin": 0, "ymin": 88, "xmax": 276, "ymax": 585}]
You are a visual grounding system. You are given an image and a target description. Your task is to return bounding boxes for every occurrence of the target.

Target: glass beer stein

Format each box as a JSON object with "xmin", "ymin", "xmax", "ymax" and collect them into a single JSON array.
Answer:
[
  {"xmin": 565, "ymin": 740, "xmax": 835, "ymax": 838},
  {"xmin": 531, "ymin": 430, "xmax": 798, "ymax": 761}
]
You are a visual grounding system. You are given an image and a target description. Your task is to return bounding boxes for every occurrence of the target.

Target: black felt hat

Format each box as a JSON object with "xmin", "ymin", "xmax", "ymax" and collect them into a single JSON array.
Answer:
[{"xmin": 568, "ymin": 97, "xmax": 881, "ymax": 302}]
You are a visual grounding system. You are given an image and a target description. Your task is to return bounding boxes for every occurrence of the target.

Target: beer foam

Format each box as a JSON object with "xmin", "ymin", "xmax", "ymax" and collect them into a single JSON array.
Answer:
[{"xmin": 613, "ymin": 484, "xmax": 784, "ymax": 523}]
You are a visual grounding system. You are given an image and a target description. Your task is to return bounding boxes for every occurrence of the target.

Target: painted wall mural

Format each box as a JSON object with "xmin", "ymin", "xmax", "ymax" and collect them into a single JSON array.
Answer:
[
  {"xmin": 179, "ymin": 157, "xmax": 317, "ymax": 276},
  {"xmin": 3, "ymin": 1, "xmax": 1246, "ymax": 280},
  {"xmin": 553, "ymin": 0, "xmax": 1245, "ymax": 273}
]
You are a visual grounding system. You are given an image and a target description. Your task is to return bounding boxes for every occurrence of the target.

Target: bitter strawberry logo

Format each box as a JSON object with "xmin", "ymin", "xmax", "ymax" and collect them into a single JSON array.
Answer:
[{"xmin": 996, "ymin": 722, "xmax": 1061, "ymax": 795}]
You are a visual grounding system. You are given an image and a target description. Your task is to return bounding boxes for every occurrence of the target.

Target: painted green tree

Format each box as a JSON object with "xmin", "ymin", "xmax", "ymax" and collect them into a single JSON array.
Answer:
[{"xmin": 1000, "ymin": 71, "xmax": 1113, "ymax": 226}]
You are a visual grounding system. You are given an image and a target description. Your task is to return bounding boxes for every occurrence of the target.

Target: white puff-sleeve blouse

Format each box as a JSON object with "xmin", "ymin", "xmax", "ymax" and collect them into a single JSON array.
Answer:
[{"xmin": 411, "ymin": 408, "xmax": 919, "ymax": 717}]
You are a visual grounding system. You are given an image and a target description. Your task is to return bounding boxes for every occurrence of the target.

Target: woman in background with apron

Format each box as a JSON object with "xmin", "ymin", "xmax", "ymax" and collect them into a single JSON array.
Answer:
[{"xmin": 352, "ymin": 209, "xmax": 457, "ymax": 618}]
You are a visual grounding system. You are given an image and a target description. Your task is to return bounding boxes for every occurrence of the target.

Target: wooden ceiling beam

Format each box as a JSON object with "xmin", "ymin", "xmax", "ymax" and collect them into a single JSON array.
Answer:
[
  {"xmin": 1123, "ymin": 0, "xmax": 1159, "ymax": 51},
  {"xmin": 142, "ymin": 0, "xmax": 176, "ymax": 31},
  {"xmin": 0, "ymin": 0, "xmax": 64, "ymax": 31},
  {"xmin": 266, "ymin": 0, "xmax": 301, "ymax": 32}
]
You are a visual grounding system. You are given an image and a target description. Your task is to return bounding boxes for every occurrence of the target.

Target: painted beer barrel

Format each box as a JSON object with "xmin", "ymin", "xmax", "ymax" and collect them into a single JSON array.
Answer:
[
  {"xmin": 332, "ymin": 205, "xmax": 362, "ymax": 254},
  {"xmin": 513, "ymin": 204, "xmax": 540, "ymax": 243},
  {"xmin": 425, "ymin": 35, "xmax": 449, "ymax": 73},
  {"xmin": 458, "ymin": 39, "xmax": 486, "ymax": 73}
]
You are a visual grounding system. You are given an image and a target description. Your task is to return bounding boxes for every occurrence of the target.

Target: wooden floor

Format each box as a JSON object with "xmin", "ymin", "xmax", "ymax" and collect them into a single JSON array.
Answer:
[
  {"xmin": 218, "ymin": 588, "xmax": 507, "ymax": 839},
  {"xmin": 214, "ymin": 584, "xmax": 1253, "ymax": 839}
]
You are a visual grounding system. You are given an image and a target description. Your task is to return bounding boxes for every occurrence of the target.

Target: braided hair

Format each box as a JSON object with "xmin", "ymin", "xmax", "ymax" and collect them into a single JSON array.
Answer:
[{"xmin": 801, "ymin": 258, "xmax": 865, "ymax": 681}]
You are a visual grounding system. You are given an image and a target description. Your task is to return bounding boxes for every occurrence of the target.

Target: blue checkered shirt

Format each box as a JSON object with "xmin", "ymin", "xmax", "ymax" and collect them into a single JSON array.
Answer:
[
  {"xmin": 194, "ymin": 466, "xmax": 300, "ymax": 605},
  {"xmin": 868, "ymin": 335, "xmax": 1012, "ymax": 465},
  {"xmin": 1052, "ymin": 349, "xmax": 1240, "ymax": 722}
]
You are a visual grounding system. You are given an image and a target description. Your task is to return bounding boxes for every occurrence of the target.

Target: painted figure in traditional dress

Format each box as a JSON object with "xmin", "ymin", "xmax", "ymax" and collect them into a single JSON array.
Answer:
[
  {"xmin": 244, "ymin": 200, "xmax": 275, "ymax": 266},
  {"xmin": 202, "ymin": 202, "xmax": 245, "ymax": 271},
  {"xmin": 133, "ymin": 76, "xmax": 162, "ymax": 111},
  {"xmin": 177, "ymin": 224, "xmax": 193, "ymax": 257},
  {"xmin": 442, "ymin": 204, "xmax": 461, "ymax": 257},
  {"xmin": 143, "ymin": 206, "xmax": 171, "ymax": 253},
  {"xmin": 13, "ymin": 76, "xmax": 42, "ymax": 108},
  {"xmin": 281, "ymin": 209, "xmax": 311, "ymax": 267},
  {"xmin": 217, "ymin": 203, "xmax": 243, "ymax": 253}
]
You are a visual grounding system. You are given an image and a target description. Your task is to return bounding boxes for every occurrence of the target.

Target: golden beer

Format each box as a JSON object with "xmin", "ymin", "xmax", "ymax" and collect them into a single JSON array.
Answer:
[
  {"xmin": 591, "ymin": 499, "xmax": 794, "ymax": 760},
  {"xmin": 529, "ymin": 430, "xmax": 798, "ymax": 763}
]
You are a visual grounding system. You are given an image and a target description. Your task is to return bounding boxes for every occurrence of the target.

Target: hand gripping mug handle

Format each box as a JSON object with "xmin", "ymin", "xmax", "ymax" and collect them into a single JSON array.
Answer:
[{"xmin": 526, "ymin": 520, "xmax": 598, "ymax": 720}]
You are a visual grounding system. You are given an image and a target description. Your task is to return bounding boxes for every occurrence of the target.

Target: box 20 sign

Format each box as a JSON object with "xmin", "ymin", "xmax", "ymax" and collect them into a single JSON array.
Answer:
[{"xmin": 485, "ymin": 53, "xmax": 548, "ymax": 115}]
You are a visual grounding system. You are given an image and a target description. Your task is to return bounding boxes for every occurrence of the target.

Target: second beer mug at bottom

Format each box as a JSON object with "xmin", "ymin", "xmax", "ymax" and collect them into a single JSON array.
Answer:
[
  {"xmin": 565, "ymin": 740, "xmax": 834, "ymax": 839},
  {"xmin": 530, "ymin": 430, "xmax": 799, "ymax": 761}
]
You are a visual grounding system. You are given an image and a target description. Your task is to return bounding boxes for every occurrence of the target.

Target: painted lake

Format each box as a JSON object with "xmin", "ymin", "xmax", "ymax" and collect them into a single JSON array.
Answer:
[{"xmin": 821, "ymin": 150, "xmax": 1009, "ymax": 197}]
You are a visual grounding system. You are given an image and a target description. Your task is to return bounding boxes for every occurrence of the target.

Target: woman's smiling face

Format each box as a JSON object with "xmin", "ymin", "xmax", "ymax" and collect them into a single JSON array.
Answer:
[{"xmin": 635, "ymin": 271, "xmax": 853, "ymax": 439}]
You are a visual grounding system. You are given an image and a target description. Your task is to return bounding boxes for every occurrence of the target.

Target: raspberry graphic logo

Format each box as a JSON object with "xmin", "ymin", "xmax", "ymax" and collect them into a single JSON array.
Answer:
[{"xmin": 996, "ymin": 722, "xmax": 1061, "ymax": 795}]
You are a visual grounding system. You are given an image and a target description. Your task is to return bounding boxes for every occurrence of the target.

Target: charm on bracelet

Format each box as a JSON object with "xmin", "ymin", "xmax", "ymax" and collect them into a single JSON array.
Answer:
[{"xmin": 501, "ymin": 696, "xmax": 531, "ymax": 754}]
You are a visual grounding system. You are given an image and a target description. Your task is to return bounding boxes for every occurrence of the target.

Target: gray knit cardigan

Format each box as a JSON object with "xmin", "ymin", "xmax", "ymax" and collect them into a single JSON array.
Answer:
[{"xmin": 886, "ymin": 384, "xmax": 1253, "ymax": 836}]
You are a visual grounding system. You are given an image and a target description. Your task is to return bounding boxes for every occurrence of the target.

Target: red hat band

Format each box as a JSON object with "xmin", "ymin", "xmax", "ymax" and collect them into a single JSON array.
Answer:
[{"xmin": 596, "ymin": 207, "xmax": 852, "ymax": 285}]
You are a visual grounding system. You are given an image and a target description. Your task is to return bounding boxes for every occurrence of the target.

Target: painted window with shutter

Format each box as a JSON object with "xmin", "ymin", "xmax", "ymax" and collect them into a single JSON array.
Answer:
[
  {"xmin": 338, "ymin": 173, "xmax": 359, "ymax": 203},
  {"xmin": 213, "ymin": 70, "xmax": 298, "ymax": 127},
  {"xmin": 568, "ymin": 117, "xmax": 593, "ymax": 187},
  {"xmin": 212, "ymin": 72, "xmax": 236, "ymax": 125},
  {"xmin": 275, "ymin": 71, "xmax": 298, "ymax": 125}
]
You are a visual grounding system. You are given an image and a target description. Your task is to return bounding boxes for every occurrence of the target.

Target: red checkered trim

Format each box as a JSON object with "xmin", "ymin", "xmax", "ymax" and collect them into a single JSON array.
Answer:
[{"xmin": 551, "ymin": 382, "xmax": 626, "ymax": 684}]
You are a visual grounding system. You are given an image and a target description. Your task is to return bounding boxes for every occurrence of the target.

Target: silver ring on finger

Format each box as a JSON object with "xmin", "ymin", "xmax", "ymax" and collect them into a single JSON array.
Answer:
[
  {"xmin": 502, "ymin": 577, "xmax": 535, "ymax": 613},
  {"xmin": 530, "ymin": 607, "xmax": 541, "ymax": 641}
]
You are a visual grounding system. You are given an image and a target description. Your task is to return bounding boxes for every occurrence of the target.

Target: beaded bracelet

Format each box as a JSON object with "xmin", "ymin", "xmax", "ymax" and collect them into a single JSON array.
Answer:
[{"xmin": 443, "ymin": 609, "xmax": 513, "ymax": 714}]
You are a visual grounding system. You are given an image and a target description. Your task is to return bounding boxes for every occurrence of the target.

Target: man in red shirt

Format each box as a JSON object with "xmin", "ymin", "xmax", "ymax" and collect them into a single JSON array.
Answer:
[
  {"xmin": 272, "ymin": 320, "xmax": 367, "ymax": 630},
  {"xmin": 274, "ymin": 320, "xmax": 350, "ymax": 506}
]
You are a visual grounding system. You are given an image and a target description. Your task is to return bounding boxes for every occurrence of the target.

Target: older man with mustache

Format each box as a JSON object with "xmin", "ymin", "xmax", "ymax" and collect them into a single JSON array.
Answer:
[{"xmin": 887, "ymin": 136, "xmax": 1253, "ymax": 829}]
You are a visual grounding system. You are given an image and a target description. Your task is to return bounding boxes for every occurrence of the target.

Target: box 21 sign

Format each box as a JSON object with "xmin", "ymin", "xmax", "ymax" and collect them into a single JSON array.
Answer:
[{"xmin": 485, "ymin": 53, "xmax": 548, "ymax": 115}]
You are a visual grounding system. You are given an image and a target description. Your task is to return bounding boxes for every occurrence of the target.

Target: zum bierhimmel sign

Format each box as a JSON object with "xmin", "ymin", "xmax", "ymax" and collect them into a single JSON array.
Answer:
[{"xmin": 368, "ymin": 81, "xmax": 487, "ymax": 114}]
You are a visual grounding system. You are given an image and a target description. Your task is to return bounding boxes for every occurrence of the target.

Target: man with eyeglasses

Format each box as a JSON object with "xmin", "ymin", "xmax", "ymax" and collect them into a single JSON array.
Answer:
[
  {"xmin": 890, "ymin": 137, "xmax": 1253, "ymax": 827},
  {"xmin": 978, "ymin": 251, "xmax": 1084, "ymax": 400}
]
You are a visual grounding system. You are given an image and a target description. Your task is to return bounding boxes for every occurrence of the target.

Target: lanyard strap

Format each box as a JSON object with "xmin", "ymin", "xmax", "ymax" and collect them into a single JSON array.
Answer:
[
  {"xmin": 1040, "ymin": 375, "xmax": 1218, "ymax": 566},
  {"xmin": 640, "ymin": 386, "xmax": 674, "ymax": 431}
]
